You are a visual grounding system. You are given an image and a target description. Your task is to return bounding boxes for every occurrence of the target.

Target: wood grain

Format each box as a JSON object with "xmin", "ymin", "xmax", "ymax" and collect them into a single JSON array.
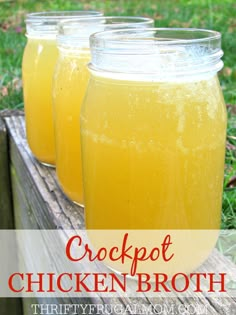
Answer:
[
  {"xmin": 0, "ymin": 113, "xmax": 22, "ymax": 315},
  {"xmin": 0, "ymin": 116, "xmax": 14, "ymax": 228},
  {"xmin": 3, "ymin": 113, "xmax": 236, "ymax": 314}
]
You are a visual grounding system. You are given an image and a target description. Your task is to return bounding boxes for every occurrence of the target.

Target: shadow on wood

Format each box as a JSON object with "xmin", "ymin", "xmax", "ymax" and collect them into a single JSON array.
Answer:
[{"xmin": 0, "ymin": 112, "xmax": 23, "ymax": 314}]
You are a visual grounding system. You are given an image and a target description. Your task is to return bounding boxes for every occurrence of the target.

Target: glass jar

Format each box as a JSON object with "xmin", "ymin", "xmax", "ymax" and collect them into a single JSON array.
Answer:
[
  {"xmin": 81, "ymin": 28, "xmax": 227, "ymax": 230},
  {"xmin": 22, "ymin": 11, "xmax": 102, "ymax": 166},
  {"xmin": 53, "ymin": 17, "xmax": 154, "ymax": 205}
]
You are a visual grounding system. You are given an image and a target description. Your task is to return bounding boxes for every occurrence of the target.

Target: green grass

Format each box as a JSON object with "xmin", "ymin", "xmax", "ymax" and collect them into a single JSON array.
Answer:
[
  {"xmin": 223, "ymin": 107, "xmax": 236, "ymax": 229},
  {"xmin": 0, "ymin": 0, "xmax": 236, "ymax": 228}
]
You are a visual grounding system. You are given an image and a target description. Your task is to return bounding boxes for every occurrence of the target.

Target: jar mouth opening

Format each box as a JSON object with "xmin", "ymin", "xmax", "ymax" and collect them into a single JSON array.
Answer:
[
  {"xmin": 90, "ymin": 28, "xmax": 221, "ymax": 49},
  {"xmin": 58, "ymin": 16, "xmax": 154, "ymax": 33},
  {"xmin": 26, "ymin": 11, "xmax": 102, "ymax": 22}
]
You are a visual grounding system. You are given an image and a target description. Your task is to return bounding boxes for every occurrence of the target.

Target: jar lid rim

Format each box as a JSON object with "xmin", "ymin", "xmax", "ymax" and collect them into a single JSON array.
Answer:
[
  {"xmin": 90, "ymin": 28, "xmax": 221, "ymax": 47},
  {"xmin": 58, "ymin": 16, "xmax": 154, "ymax": 29},
  {"xmin": 26, "ymin": 10, "xmax": 102, "ymax": 21}
]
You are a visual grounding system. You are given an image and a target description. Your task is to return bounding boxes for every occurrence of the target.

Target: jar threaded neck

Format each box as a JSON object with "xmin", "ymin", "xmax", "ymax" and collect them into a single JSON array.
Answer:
[{"xmin": 89, "ymin": 28, "xmax": 223, "ymax": 79}]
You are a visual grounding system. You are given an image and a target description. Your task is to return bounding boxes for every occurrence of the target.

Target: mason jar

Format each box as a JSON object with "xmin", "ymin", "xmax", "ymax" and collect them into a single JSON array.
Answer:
[
  {"xmin": 22, "ymin": 11, "xmax": 102, "ymax": 166},
  {"xmin": 81, "ymin": 28, "xmax": 227, "ymax": 230},
  {"xmin": 53, "ymin": 17, "xmax": 154, "ymax": 205}
]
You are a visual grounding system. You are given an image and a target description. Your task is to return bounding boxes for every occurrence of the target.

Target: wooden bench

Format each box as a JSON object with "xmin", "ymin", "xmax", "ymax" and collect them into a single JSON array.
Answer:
[{"xmin": 0, "ymin": 110, "xmax": 236, "ymax": 315}]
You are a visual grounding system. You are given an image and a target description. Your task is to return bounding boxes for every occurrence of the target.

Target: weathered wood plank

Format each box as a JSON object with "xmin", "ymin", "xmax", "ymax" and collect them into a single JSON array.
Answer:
[
  {"xmin": 0, "ymin": 117, "xmax": 13, "ymax": 228},
  {"xmin": 6, "ymin": 115, "xmax": 84, "ymax": 230},
  {"xmin": 4, "ymin": 113, "xmax": 236, "ymax": 314},
  {"xmin": 3, "ymin": 117, "xmax": 119, "ymax": 312},
  {"xmin": 0, "ymin": 113, "xmax": 23, "ymax": 314},
  {"xmin": 0, "ymin": 109, "xmax": 24, "ymax": 118},
  {"xmin": 4, "ymin": 115, "xmax": 158, "ymax": 313}
]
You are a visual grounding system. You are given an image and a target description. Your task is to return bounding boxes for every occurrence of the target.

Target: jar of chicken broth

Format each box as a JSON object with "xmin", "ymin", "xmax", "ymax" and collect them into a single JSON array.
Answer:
[{"xmin": 22, "ymin": 11, "xmax": 102, "ymax": 166}]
